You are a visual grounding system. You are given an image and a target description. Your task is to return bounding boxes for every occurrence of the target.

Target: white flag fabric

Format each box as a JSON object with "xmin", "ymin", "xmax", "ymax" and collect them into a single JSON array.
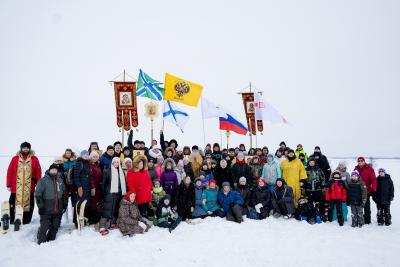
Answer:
[
  {"xmin": 163, "ymin": 100, "xmax": 189, "ymax": 132},
  {"xmin": 201, "ymin": 97, "xmax": 228, "ymax": 119},
  {"xmin": 254, "ymin": 92, "xmax": 288, "ymax": 124}
]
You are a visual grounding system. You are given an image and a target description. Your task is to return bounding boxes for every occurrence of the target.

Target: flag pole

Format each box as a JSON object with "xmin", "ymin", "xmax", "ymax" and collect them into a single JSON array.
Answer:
[
  {"xmin": 201, "ymin": 97, "xmax": 206, "ymax": 147},
  {"xmin": 121, "ymin": 69, "xmax": 126, "ymax": 147},
  {"xmin": 249, "ymin": 82, "xmax": 253, "ymax": 149}
]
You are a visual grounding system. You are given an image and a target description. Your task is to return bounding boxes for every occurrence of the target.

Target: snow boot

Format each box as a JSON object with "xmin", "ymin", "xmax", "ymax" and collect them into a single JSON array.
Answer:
[
  {"xmin": 385, "ymin": 214, "xmax": 392, "ymax": 226},
  {"xmin": 377, "ymin": 211, "xmax": 384, "ymax": 226}
]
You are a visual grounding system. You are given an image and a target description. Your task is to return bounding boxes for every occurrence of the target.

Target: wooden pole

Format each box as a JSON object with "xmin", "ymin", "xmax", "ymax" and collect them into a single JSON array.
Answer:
[
  {"xmin": 249, "ymin": 82, "xmax": 253, "ymax": 149},
  {"xmin": 151, "ymin": 118, "xmax": 154, "ymax": 146},
  {"xmin": 121, "ymin": 69, "xmax": 126, "ymax": 147}
]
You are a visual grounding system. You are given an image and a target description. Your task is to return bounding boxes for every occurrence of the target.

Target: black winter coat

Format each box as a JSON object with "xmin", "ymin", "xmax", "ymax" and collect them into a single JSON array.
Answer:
[
  {"xmin": 347, "ymin": 180, "xmax": 367, "ymax": 206},
  {"xmin": 73, "ymin": 158, "xmax": 91, "ymax": 199},
  {"xmin": 250, "ymin": 185, "xmax": 271, "ymax": 208},
  {"xmin": 235, "ymin": 184, "xmax": 251, "ymax": 208},
  {"xmin": 214, "ymin": 166, "xmax": 233, "ymax": 188},
  {"xmin": 374, "ymin": 174, "xmax": 394, "ymax": 205},
  {"xmin": 101, "ymin": 168, "xmax": 124, "ymax": 219},
  {"xmin": 231, "ymin": 163, "xmax": 252, "ymax": 186},
  {"xmin": 175, "ymin": 182, "xmax": 195, "ymax": 216},
  {"xmin": 311, "ymin": 152, "xmax": 331, "ymax": 182},
  {"xmin": 183, "ymin": 163, "xmax": 194, "ymax": 179}
]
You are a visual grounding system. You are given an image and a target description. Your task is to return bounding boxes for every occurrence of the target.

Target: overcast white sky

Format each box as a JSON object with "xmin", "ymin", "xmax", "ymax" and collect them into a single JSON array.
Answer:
[{"xmin": 0, "ymin": 0, "xmax": 399, "ymax": 158}]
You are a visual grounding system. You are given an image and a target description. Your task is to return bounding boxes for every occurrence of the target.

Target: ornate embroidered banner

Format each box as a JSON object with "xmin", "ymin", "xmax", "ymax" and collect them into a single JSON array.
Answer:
[{"xmin": 114, "ymin": 82, "xmax": 138, "ymax": 130}]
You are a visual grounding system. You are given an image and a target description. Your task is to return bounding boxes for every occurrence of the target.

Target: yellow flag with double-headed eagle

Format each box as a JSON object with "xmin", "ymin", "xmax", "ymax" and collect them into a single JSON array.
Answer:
[{"xmin": 163, "ymin": 73, "xmax": 203, "ymax": 107}]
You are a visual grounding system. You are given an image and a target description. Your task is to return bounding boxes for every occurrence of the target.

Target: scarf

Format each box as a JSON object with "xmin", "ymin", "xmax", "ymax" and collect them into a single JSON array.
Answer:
[
  {"xmin": 16, "ymin": 153, "xmax": 32, "ymax": 211},
  {"xmin": 111, "ymin": 165, "xmax": 126, "ymax": 195}
]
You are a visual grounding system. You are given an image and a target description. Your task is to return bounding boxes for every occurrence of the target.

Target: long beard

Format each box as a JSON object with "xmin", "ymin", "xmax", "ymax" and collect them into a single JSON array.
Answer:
[
  {"xmin": 21, "ymin": 150, "xmax": 30, "ymax": 156},
  {"xmin": 288, "ymin": 155, "xmax": 295, "ymax": 161}
]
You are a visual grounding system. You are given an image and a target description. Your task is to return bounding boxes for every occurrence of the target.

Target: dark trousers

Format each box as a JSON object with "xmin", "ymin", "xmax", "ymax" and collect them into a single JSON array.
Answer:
[
  {"xmin": 364, "ymin": 193, "xmax": 372, "ymax": 224},
  {"xmin": 9, "ymin": 193, "xmax": 35, "ymax": 224},
  {"xmin": 138, "ymin": 203, "xmax": 153, "ymax": 218},
  {"xmin": 275, "ymin": 201, "xmax": 288, "ymax": 216},
  {"xmin": 211, "ymin": 209, "xmax": 225, "ymax": 218},
  {"xmin": 377, "ymin": 204, "xmax": 391, "ymax": 225},
  {"xmin": 308, "ymin": 191, "xmax": 326, "ymax": 219},
  {"xmin": 328, "ymin": 200, "xmax": 344, "ymax": 225},
  {"xmin": 37, "ymin": 214, "xmax": 62, "ymax": 244},
  {"xmin": 158, "ymin": 217, "xmax": 182, "ymax": 231},
  {"xmin": 226, "ymin": 204, "xmax": 243, "ymax": 223}
]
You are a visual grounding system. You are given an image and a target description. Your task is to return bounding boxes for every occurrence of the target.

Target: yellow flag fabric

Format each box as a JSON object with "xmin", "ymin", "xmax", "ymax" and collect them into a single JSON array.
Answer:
[{"xmin": 164, "ymin": 73, "xmax": 203, "ymax": 107}]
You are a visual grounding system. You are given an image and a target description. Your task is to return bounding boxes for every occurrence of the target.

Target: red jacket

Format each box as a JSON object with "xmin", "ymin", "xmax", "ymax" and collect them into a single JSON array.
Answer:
[
  {"xmin": 7, "ymin": 153, "xmax": 42, "ymax": 193},
  {"xmin": 126, "ymin": 169, "xmax": 152, "ymax": 205},
  {"xmin": 354, "ymin": 164, "xmax": 377, "ymax": 193},
  {"xmin": 326, "ymin": 179, "xmax": 347, "ymax": 202}
]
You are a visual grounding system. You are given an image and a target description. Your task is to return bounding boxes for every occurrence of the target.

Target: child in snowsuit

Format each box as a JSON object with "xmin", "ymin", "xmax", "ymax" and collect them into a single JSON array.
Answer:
[
  {"xmin": 35, "ymin": 164, "xmax": 67, "ymax": 244},
  {"xmin": 373, "ymin": 168, "xmax": 394, "ymax": 226},
  {"xmin": 155, "ymin": 195, "xmax": 181, "ymax": 233},
  {"xmin": 202, "ymin": 180, "xmax": 224, "ymax": 217},
  {"xmin": 326, "ymin": 171, "xmax": 347, "ymax": 226},
  {"xmin": 347, "ymin": 171, "xmax": 367, "ymax": 228},
  {"xmin": 150, "ymin": 180, "xmax": 166, "ymax": 214},
  {"xmin": 295, "ymin": 196, "xmax": 320, "ymax": 224}
]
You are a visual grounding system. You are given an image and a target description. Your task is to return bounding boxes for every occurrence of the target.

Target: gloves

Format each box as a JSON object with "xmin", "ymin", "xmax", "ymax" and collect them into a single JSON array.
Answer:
[
  {"xmin": 255, "ymin": 203, "xmax": 263, "ymax": 213},
  {"xmin": 138, "ymin": 221, "xmax": 147, "ymax": 230},
  {"xmin": 91, "ymin": 188, "xmax": 96, "ymax": 197}
]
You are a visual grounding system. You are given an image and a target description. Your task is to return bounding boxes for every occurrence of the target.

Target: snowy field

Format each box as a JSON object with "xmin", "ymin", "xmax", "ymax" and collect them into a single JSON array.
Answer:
[{"xmin": 0, "ymin": 157, "xmax": 398, "ymax": 267}]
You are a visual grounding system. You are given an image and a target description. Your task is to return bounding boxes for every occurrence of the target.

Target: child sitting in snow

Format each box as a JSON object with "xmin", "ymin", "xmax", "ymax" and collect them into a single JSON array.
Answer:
[
  {"xmin": 117, "ymin": 191, "xmax": 151, "ymax": 236},
  {"xmin": 295, "ymin": 196, "xmax": 321, "ymax": 224},
  {"xmin": 155, "ymin": 195, "xmax": 182, "ymax": 233},
  {"xmin": 202, "ymin": 180, "xmax": 224, "ymax": 217},
  {"xmin": 149, "ymin": 180, "xmax": 166, "ymax": 216},
  {"xmin": 192, "ymin": 177, "xmax": 208, "ymax": 218}
]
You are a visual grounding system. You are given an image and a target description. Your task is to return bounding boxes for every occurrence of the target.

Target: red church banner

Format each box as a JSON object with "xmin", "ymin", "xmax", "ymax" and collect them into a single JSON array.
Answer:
[
  {"xmin": 241, "ymin": 92, "xmax": 263, "ymax": 135},
  {"xmin": 114, "ymin": 82, "xmax": 138, "ymax": 130}
]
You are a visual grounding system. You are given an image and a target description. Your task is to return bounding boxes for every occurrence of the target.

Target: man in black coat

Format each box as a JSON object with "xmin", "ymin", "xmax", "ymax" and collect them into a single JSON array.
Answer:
[
  {"xmin": 310, "ymin": 146, "xmax": 331, "ymax": 183},
  {"xmin": 174, "ymin": 176, "xmax": 195, "ymax": 221}
]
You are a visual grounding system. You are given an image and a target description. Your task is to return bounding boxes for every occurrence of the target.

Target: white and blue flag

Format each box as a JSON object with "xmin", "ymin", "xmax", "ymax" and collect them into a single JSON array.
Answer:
[{"xmin": 163, "ymin": 100, "xmax": 189, "ymax": 132}]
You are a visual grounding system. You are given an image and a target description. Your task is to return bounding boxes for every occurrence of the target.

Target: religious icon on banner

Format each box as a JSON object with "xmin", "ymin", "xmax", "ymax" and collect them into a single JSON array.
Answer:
[{"xmin": 114, "ymin": 82, "xmax": 138, "ymax": 130}]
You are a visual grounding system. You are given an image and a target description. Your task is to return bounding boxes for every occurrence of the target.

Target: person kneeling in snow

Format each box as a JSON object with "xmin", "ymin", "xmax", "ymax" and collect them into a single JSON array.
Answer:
[
  {"xmin": 248, "ymin": 178, "xmax": 271, "ymax": 220},
  {"xmin": 217, "ymin": 182, "xmax": 244, "ymax": 223},
  {"xmin": 117, "ymin": 191, "xmax": 151, "ymax": 236},
  {"xmin": 295, "ymin": 196, "xmax": 320, "ymax": 224},
  {"xmin": 35, "ymin": 164, "xmax": 67, "ymax": 244},
  {"xmin": 271, "ymin": 178, "xmax": 295, "ymax": 219},
  {"xmin": 155, "ymin": 195, "xmax": 182, "ymax": 233}
]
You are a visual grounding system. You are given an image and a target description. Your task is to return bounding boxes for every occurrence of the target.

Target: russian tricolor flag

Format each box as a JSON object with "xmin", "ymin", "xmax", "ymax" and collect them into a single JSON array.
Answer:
[{"xmin": 219, "ymin": 114, "xmax": 248, "ymax": 135}]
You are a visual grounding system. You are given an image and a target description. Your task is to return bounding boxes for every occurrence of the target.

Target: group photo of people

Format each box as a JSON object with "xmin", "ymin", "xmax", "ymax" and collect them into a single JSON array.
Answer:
[{"xmin": 4, "ymin": 130, "xmax": 394, "ymax": 244}]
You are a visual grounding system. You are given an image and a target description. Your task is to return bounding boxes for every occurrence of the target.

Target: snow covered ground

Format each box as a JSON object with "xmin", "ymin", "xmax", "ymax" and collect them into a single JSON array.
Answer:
[{"xmin": 0, "ymin": 157, "xmax": 398, "ymax": 267}]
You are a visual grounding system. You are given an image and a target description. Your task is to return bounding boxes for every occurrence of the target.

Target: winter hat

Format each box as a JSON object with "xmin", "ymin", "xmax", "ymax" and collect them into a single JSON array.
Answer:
[
  {"xmin": 153, "ymin": 179, "xmax": 161, "ymax": 186},
  {"xmin": 65, "ymin": 148, "xmax": 73, "ymax": 153},
  {"xmin": 267, "ymin": 154, "xmax": 274, "ymax": 159},
  {"xmin": 314, "ymin": 146, "xmax": 321, "ymax": 150},
  {"xmin": 48, "ymin": 164, "xmax": 58, "ymax": 171},
  {"xmin": 351, "ymin": 171, "xmax": 360, "ymax": 177},
  {"xmin": 239, "ymin": 176, "xmax": 247, "ymax": 183},
  {"xmin": 134, "ymin": 140, "xmax": 140, "ymax": 145},
  {"xmin": 80, "ymin": 150, "xmax": 89, "ymax": 157},
  {"xmin": 112, "ymin": 157, "xmax": 121, "ymax": 164},
  {"xmin": 222, "ymin": 182, "xmax": 230, "ymax": 188},
  {"xmin": 357, "ymin": 156, "xmax": 366, "ymax": 162},
  {"xmin": 279, "ymin": 141, "xmax": 286, "ymax": 146},
  {"xmin": 237, "ymin": 152, "xmax": 245, "ymax": 160},
  {"xmin": 152, "ymin": 145, "xmax": 161, "ymax": 150},
  {"xmin": 124, "ymin": 158, "xmax": 132, "ymax": 164},
  {"xmin": 20, "ymin": 142, "xmax": 31, "ymax": 150},
  {"xmin": 332, "ymin": 171, "xmax": 341, "ymax": 178},
  {"xmin": 287, "ymin": 149, "xmax": 295, "ymax": 154},
  {"xmin": 114, "ymin": 141, "xmax": 122, "ymax": 147},
  {"xmin": 307, "ymin": 157, "xmax": 315, "ymax": 163},
  {"xmin": 275, "ymin": 178, "xmax": 285, "ymax": 185},
  {"xmin": 53, "ymin": 156, "xmax": 63, "ymax": 163},
  {"xmin": 378, "ymin": 168, "xmax": 386, "ymax": 174},
  {"xmin": 176, "ymin": 146, "xmax": 183, "ymax": 153},
  {"xmin": 192, "ymin": 145, "xmax": 199, "ymax": 151},
  {"xmin": 209, "ymin": 179, "xmax": 216, "ymax": 185},
  {"xmin": 124, "ymin": 191, "xmax": 136, "ymax": 202},
  {"xmin": 106, "ymin": 145, "xmax": 114, "ymax": 151},
  {"xmin": 258, "ymin": 177, "xmax": 266, "ymax": 185}
]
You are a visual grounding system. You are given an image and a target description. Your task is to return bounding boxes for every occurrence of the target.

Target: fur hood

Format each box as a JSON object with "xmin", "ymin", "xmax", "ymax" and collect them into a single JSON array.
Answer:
[
  {"xmin": 16, "ymin": 150, "xmax": 35, "ymax": 157},
  {"xmin": 132, "ymin": 154, "xmax": 148, "ymax": 172},
  {"xmin": 164, "ymin": 147, "xmax": 175, "ymax": 157},
  {"xmin": 62, "ymin": 152, "xmax": 77, "ymax": 162},
  {"xmin": 163, "ymin": 158, "xmax": 176, "ymax": 169},
  {"xmin": 149, "ymin": 147, "xmax": 163, "ymax": 159}
]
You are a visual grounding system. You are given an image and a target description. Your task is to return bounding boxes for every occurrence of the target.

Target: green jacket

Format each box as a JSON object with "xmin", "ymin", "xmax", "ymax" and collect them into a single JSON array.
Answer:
[{"xmin": 35, "ymin": 171, "xmax": 67, "ymax": 215}]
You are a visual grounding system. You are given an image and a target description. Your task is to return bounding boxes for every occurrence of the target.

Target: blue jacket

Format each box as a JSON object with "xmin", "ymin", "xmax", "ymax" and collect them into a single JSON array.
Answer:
[
  {"xmin": 217, "ymin": 190, "xmax": 244, "ymax": 214},
  {"xmin": 192, "ymin": 185, "xmax": 208, "ymax": 217},
  {"xmin": 99, "ymin": 153, "xmax": 113, "ymax": 170}
]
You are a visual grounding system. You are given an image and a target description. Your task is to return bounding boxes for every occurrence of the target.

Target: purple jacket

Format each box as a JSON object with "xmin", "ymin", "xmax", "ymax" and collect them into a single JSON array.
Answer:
[{"xmin": 160, "ymin": 170, "xmax": 178, "ymax": 195}]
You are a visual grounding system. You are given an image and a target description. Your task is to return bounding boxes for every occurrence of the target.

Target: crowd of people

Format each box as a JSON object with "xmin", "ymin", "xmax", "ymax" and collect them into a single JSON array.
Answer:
[{"xmin": 4, "ymin": 130, "xmax": 395, "ymax": 244}]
